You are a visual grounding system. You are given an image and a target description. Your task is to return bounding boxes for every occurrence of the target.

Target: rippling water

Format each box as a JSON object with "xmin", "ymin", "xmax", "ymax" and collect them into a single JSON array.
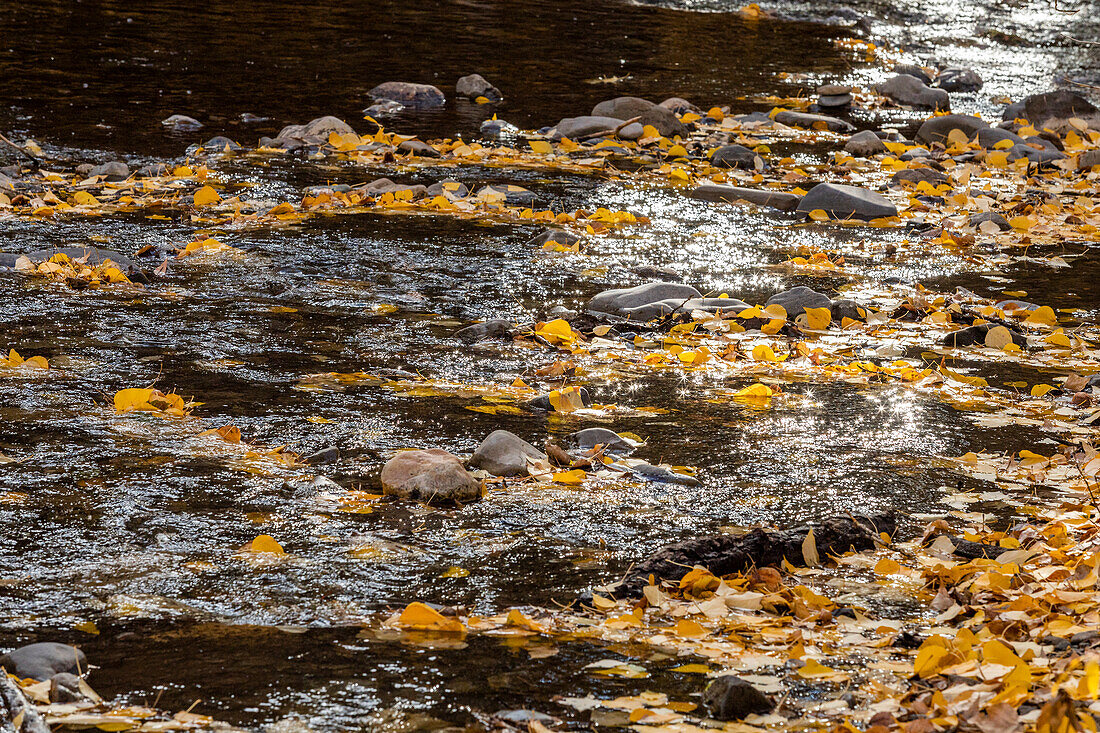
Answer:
[{"xmin": 1, "ymin": 0, "xmax": 1098, "ymax": 728}]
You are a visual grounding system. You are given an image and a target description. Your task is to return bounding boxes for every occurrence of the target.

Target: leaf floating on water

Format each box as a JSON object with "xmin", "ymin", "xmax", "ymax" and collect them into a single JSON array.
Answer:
[
  {"xmin": 245, "ymin": 534, "xmax": 285, "ymax": 554},
  {"xmin": 440, "ymin": 566, "xmax": 469, "ymax": 578},
  {"xmin": 395, "ymin": 602, "xmax": 465, "ymax": 633},
  {"xmin": 192, "ymin": 185, "xmax": 220, "ymax": 206}
]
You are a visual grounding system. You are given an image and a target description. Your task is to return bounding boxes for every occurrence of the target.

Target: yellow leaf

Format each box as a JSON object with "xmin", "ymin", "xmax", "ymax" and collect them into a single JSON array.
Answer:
[
  {"xmin": 113, "ymin": 388, "xmax": 155, "ymax": 412},
  {"xmin": 915, "ymin": 641, "xmax": 950, "ymax": 677},
  {"xmin": 1045, "ymin": 329, "xmax": 1072, "ymax": 348},
  {"xmin": 752, "ymin": 344, "xmax": 785, "ymax": 362},
  {"xmin": 802, "ymin": 527, "xmax": 820, "ymax": 566},
  {"xmin": 734, "ymin": 383, "xmax": 774, "ymax": 399},
  {"xmin": 528, "ymin": 139, "xmax": 553, "ymax": 155},
  {"xmin": 1025, "ymin": 306, "xmax": 1057, "ymax": 327},
  {"xmin": 984, "ymin": 325, "xmax": 1014, "ymax": 350},
  {"xmin": 669, "ymin": 663, "xmax": 712, "ymax": 674},
  {"xmin": 396, "ymin": 602, "xmax": 465, "ymax": 633},
  {"xmin": 804, "ymin": 306, "xmax": 831, "ymax": 330},
  {"xmin": 247, "ymin": 534, "xmax": 285, "ymax": 554},
  {"xmin": 674, "ymin": 619, "xmax": 706, "ymax": 637},
  {"xmin": 552, "ymin": 469, "xmax": 587, "ymax": 485},
  {"xmin": 73, "ymin": 191, "xmax": 99, "ymax": 206},
  {"xmin": 1031, "ymin": 384, "xmax": 1055, "ymax": 397},
  {"xmin": 441, "ymin": 566, "xmax": 469, "ymax": 578},
  {"xmin": 193, "ymin": 185, "xmax": 220, "ymax": 206},
  {"xmin": 808, "ymin": 208, "xmax": 829, "ymax": 221},
  {"xmin": 535, "ymin": 318, "xmax": 576, "ymax": 345},
  {"xmin": 797, "ymin": 659, "xmax": 837, "ymax": 678},
  {"xmin": 874, "ymin": 557, "xmax": 901, "ymax": 575}
]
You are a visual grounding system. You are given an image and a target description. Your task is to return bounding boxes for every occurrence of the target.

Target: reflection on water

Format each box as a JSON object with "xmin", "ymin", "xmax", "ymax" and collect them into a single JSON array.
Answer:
[{"xmin": 1, "ymin": 0, "xmax": 1099, "ymax": 728}]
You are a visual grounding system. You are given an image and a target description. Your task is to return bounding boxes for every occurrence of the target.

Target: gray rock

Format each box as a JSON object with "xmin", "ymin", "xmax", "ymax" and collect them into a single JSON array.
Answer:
[
  {"xmin": 659, "ymin": 97, "xmax": 699, "ymax": 114},
  {"xmin": 943, "ymin": 324, "xmax": 1027, "ymax": 348},
  {"xmin": 893, "ymin": 64, "xmax": 933, "ymax": 85},
  {"xmin": 844, "ymin": 130, "xmax": 887, "ymax": 157},
  {"xmin": 710, "ymin": 144, "xmax": 760, "ymax": 169},
  {"xmin": 161, "ymin": 114, "xmax": 203, "ymax": 130},
  {"xmin": 976, "ymin": 127, "xmax": 1023, "ymax": 148},
  {"xmin": 199, "ymin": 136, "xmax": 244, "ymax": 152},
  {"xmin": 469, "ymin": 430, "xmax": 547, "ymax": 476},
  {"xmin": 303, "ymin": 447, "xmax": 340, "ymax": 465},
  {"xmin": 455, "ymin": 73, "xmax": 502, "ymax": 102},
  {"xmin": 568, "ymin": 428, "xmax": 636, "ymax": 455},
  {"xmin": 551, "ymin": 116, "xmax": 626, "ymax": 140},
  {"xmin": 687, "ymin": 185, "xmax": 801, "ymax": 212},
  {"xmin": 1008, "ymin": 90, "xmax": 1100, "ymax": 132},
  {"xmin": 915, "ymin": 114, "xmax": 989, "ymax": 145},
  {"xmin": 704, "ymin": 676, "xmax": 774, "ymax": 720},
  {"xmin": 900, "ymin": 148, "xmax": 933, "ymax": 161},
  {"xmin": 88, "ymin": 161, "xmax": 129, "ymax": 181},
  {"xmin": 617, "ymin": 122, "xmax": 645, "ymax": 140},
  {"xmin": 49, "ymin": 672, "xmax": 85, "ymax": 703},
  {"xmin": 454, "ymin": 319, "xmax": 514, "ymax": 344},
  {"xmin": 0, "ymin": 643, "xmax": 87, "ymax": 681},
  {"xmin": 875, "ymin": 74, "xmax": 950, "ymax": 110},
  {"xmin": 796, "ymin": 183, "xmax": 897, "ymax": 220},
  {"xmin": 1010, "ymin": 137, "xmax": 1065, "ymax": 165},
  {"xmin": 397, "ymin": 139, "xmax": 441, "ymax": 158},
  {"xmin": 494, "ymin": 710, "xmax": 557, "ymax": 725},
  {"xmin": 682, "ymin": 297, "xmax": 752, "ymax": 316},
  {"xmin": 380, "ymin": 449, "xmax": 482, "ymax": 504},
  {"xmin": 363, "ymin": 100, "xmax": 405, "ymax": 117},
  {"xmin": 284, "ymin": 475, "xmax": 343, "ymax": 499},
  {"xmin": 587, "ymin": 282, "xmax": 702, "ymax": 317},
  {"xmin": 630, "ymin": 264, "xmax": 681, "ymax": 281},
  {"xmin": 529, "ymin": 230, "xmax": 579, "ymax": 248},
  {"xmin": 369, "ymin": 82, "xmax": 445, "ymax": 108},
  {"xmin": 766, "ymin": 286, "xmax": 831, "ymax": 318},
  {"xmin": 890, "ymin": 167, "xmax": 948, "ymax": 187},
  {"xmin": 425, "ymin": 179, "xmax": 469, "ymax": 199},
  {"xmin": 817, "ymin": 84, "xmax": 852, "ymax": 108},
  {"xmin": 773, "ymin": 110, "xmax": 855, "ymax": 132},
  {"xmin": 937, "ymin": 67, "xmax": 983, "ymax": 92},
  {"xmin": 528, "ymin": 387, "xmax": 593, "ymax": 411},
  {"xmin": 968, "ymin": 212, "xmax": 1011, "ymax": 230},
  {"xmin": 360, "ymin": 178, "xmax": 428, "ymax": 199},
  {"xmin": 628, "ymin": 462, "xmax": 700, "ymax": 486},
  {"xmin": 480, "ymin": 118, "xmax": 519, "ymax": 136},
  {"xmin": 1079, "ymin": 150, "xmax": 1100, "ymax": 169},
  {"xmin": 637, "ymin": 105, "xmax": 690, "ymax": 138},
  {"xmin": 592, "ymin": 96, "xmax": 656, "ymax": 120},
  {"xmin": 273, "ymin": 116, "xmax": 355, "ymax": 148},
  {"xmin": 831, "ymin": 299, "xmax": 867, "ymax": 322}
]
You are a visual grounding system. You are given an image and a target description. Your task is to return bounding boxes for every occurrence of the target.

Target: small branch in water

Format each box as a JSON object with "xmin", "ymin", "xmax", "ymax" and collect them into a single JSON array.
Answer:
[
  {"xmin": 576, "ymin": 115, "xmax": 643, "ymax": 142},
  {"xmin": 0, "ymin": 133, "xmax": 40, "ymax": 168}
]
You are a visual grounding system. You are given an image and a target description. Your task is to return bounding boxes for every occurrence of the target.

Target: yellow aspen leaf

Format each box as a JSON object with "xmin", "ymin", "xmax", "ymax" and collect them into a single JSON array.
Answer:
[
  {"xmin": 1031, "ymin": 384, "xmax": 1056, "ymax": 397},
  {"xmin": 73, "ymin": 191, "xmax": 99, "ymax": 206},
  {"xmin": 674, "ymin": 619, "xmax": 706, "ymax": 637},
  {"xmin": 1045, "ymin": 329, "xmax": 1072, "ymax": 348},
  {"xmin": 752, "ymin": 344, "xmax": 785, "ymax": 362},
  {"xmin": 528, "ymin": 139, "xmax": 553, "ymax": 155},
  {"xmin": 804, "ymin": 307, "xmax": 831, "ymax": 330},
  {"xmin": 734, "ymin": 383, "xmax": 774, "ymax": 399},
  {"xmin": 552, "ymin": 469, "xmax": 586, "ymax": 485},
  {"xmin": 670, "ymin": 663, "xmax": 711, "ymax": 674},
  {"xmin": 1079, "ymin": 660, "xmax": 1099, "ymax": 699},
  {"xmin": 984, "ymin": 325, "xmax": 1014, "ymax": 350},
  {"xmin": 247, "ymin": 534, "xmax": 285, "ymax": 554},
  {"xmin": 808, "ymin": 208, "xmax": 830, "ymax": 221},
  {"xmin": 1008, "ymin": 215, "xmax": 1035, "ymax": 230},
  {"xmin": 548, "ymin": 387, "xmax": 586, "ymax": 413},
  {"xmin": 1025, "ymin": 306, "xmax": 1057, "ymax": 326},
  {"xmin": 915, "ymin": 639, "xmax": 951, "ymax": 677},
  {"xmin": 441, "ymin": 566, "xmax": 469, "ymax": 578},
  {"xmin": 797, "ymin": 659, "xmax": 839, "ymax": 679},
  {"xmin": 874, "ymin": 557, "xmax": 902, "ymax": 575},
  {"xmin": 535, "ymin": 319, "xmax": 576, "ymax": 345},
  {"xmin": 667, "ymin": 144, "xmax": 688, "ymax": 157},
  {"xmin": 193, "ymin": 185, "xmax": 220, "ymax": 206},
  {"xmin": 802, "ymin": 527, "xmax": 820, "ymax": 566},
  {"xmin": 396, "ymin": 602, "xmax": 465, "ymax": 633},
  {"xmin": 113, "ymin": 388, "xmax": 155, "ymax": 412},
  {"xmin": 641, "ymin": 124, "xmax": 660, "ymax": 138}
]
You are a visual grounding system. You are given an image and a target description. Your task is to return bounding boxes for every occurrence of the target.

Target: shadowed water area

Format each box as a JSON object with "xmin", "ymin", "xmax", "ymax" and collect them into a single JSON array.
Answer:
[{"xmin": 1, "ymin": 0, "xmax": 1099, "ymax": 729}]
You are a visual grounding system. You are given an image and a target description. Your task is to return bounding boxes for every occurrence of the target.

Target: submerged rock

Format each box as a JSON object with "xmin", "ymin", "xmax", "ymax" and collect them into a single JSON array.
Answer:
[
  {"xmin": 687, "ymin": 185, "xmax": 800, "ymax": 212},
  {"xmin": 161, "ymin": 114, "xmax": 203, "ymax": 130},
  {"xmin": 0, "ymin": 642, "xmax": 87, "ymax": 681},
  {"xmin": 363, "ymin": 99, "xmax": 405, "ymax": 117},
  {"xmin": 626, "ymin": 462, "xmax": 700, "ymax": 486},
  {"xmin": 875, "ymin": 74, "xmax": 950, "ymax": 110},
  {"xmin": 567, "ymin": 428, "xmax": 636, "ymax": 456},
  {"xmin": 704, "ymin": 676, "xmax": 774, "ymax": 720},
  {"xmin": 454, "ymin": 319, "xmax": 514, "ymax": 344},
  {"xmin": 369, "ymin": 81, "xmax": 445, "ymax": 108},
  {"xmin": 273, "ymin": 116, "xmax": 355, "ymax": 148},
  {"xmin": 198, "ymin": 136, "xmax": 244, "ymax": 152},
  {"xmin": 795, "ymin": 183, "xmax": 897, "ymax": 220},
  {"xmin": 455, "ymin": 73, "xmax": 502, "ymax": 102},
  {"xmin": 915, "ymin": 114, "xmax": 989, "ymax": 145},
  {"xmin": 766, "ymin": 286, "xmax": 831, "ymax": 318},
  {"xmin": 380, "ymin": 449, "xmax": 482, "ymax": 504},
  {"xmin": 528, "ymin": 230, "xmax": 579, "ymax": 248},
  {"xmin": 469, "ymin": 430, "xmax": 547, "ymax": 476},
  {"xmin": 551, "ymin": 115, "xmax": 629, "ymax": 140},
  {"xmin": 710, "ymin": 144, "xmax": 760, "ymax": 169},
  {"xmin": 587, "ymin": 282, "xmax": 702, "ymax": 319},
  {"xmin": 937, "ymin": 67, "xmax": 983, "ymax": 92},
  {"xmin": 475, "ymin": 184, "xmax": 537, "ymax": 205},
  {"xmin": 844, "ymin": 130, "xmax": 886, "ymax": 157}
]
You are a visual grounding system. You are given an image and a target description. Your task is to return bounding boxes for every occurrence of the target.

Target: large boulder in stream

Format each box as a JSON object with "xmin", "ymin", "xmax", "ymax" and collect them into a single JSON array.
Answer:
[
  {"xmin": 0, "ymin": 642, "xmax": 87, "ymax": 681},
  {"xmin": 272, "ymin": 116, "xmax": 355, "ymax": 148},
  {"xmin": 381, "ymin": 449, "xmax": 483, "ymax": 504},
  {"xmin": 369, "ymin": 82, "xmax": 446, "ymax": 108},
  {"xmin": 710, "ymin": 144, "xmax": 761, "ymax": 169},
  {"xmin": 551, "ymin": 116, "xmax": 642, "ymax": 140},
  {"xmin": 915, "ymin": 114, "xmax": 989, "ymax": 145},
  {"xmin": 795, "ymin": 183, "xmax": 897, "ymax": 221},
  {"xmin": 875, "ymin": 74, "xmax": 950, "ymax": 110},
  {"xmin": 843, "ymin": 130, "xmax": 887, "ymax": 157},
  {"xmin": 469, "ymin": 430, "xmax": 547, "ymax": 476}
]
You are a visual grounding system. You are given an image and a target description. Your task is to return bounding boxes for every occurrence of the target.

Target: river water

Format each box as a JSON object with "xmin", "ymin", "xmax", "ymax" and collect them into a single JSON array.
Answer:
[{"xmin": 1, "ymin": 0, "xmax": 1098, "ymax": 729}]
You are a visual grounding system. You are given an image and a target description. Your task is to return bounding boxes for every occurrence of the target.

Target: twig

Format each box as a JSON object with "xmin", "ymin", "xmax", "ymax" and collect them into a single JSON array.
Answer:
[
  {"xmin": 576, "ymin": 115, "xmax": 644, "ymax": 142},
  {"xmin": 0, "ymin": 134, "xmax": 40, "ymax": 167}
]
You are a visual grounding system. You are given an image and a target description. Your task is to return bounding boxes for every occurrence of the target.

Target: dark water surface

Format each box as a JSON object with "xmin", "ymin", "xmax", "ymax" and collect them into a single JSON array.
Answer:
[{"xmin": 1, "ymin": 0, "xmax": 1099, "ymax": 729}]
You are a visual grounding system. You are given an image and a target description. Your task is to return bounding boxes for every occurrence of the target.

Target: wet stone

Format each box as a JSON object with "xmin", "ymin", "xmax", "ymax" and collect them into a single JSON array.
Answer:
[
  {"xmin": 567, "ymin": 428, "xmax": 635, "ymax": 455},
  {"xmin": 659, "ymin": 96, "xmax": 698, "ymax": 114},
  {"xmin": 455, "ymin": 73, "xmax": 502, "ymax": 102},
  {"xmin": 528, "ymin": 387, "xmax": 593, "ymax": 411},
  {"xmin": 363, "ymin": 99, "xmax": 404, "ymax": 117},
  {"xmin": 476, "ymin": 184, "xmax": 537, "ymax": 205},
  {"xmin": 844, "ymin": 130, "xmax": 886, "ymax": 157},
  {"xmin": 937, "ymin": 66, "xmax": 983, "ymax": 92},
  {"xmin": 303, "ymin": 446, "xmax": 340, "ymax": 465},
  {"xmin": 0, "ymin": 642, "xmax": 87, "ymax": 682},
  {"xmin": 772, "ymin": 110, "xmax": 854, "ymax": 133},
  {"xmin": 380, "ymin": 449, "xmax": 482, "ymax": 504},
  {"xmin": 426, "ymin": 179, "xmax": 469, "ymax": 198},
  {"xmin": 704, "ymin": 676, "xmax": 774, "ymax": 720},
  {"xmin": 273, "ymin": 116, "xmax": 355, "ymax": 148},
  {"xmin": 766, "ymin": 286, "xmax": 831, "ymax": 318},
  {"xmin": 969, "ymin": 212, "xmax": 1011, "ymax": 230},
  {"xmin": 890, "ymin": 167, "xmax": 948, "ymax": 187},
  {"xmin": 469, "ymin": 430, "xmax": 547, "ymax": 477},
  {"xmin": 586, "ymin": 282, "xmax": 702, "ymax": 318},
  {"xmin": 369, "ymin": 81, "xmax": 446, "ymax": 108},
  {"xmin": 893, "ymin": 64, "xmax": 933, "ymax": 85},
  {"xmin": 161, "ymin": 114, "xmax": 203, "ymax": 129},
  {"xmin": 687, "ymin": 185, "xmax": 801, "ymax": 212},
  {"xmin": 198, "ymin": 136, "xmax": 244, "ymax": 152},
  {"xmin": 397, "ymin": 139, "xmax": 441, "ymax": 158},
  {"xmin": 916, "ymin": 114, "xmax": 990, "ymax": 145},
  {"xmin": 49, "ymin": 673, "xmax": 84, "ymax": 703},
  {"xmin": 453, "ymin": 319, "xmax": 514, "ymax": 344},
  {"xmin": 875, "ymin": 74, "xmax": 950, "ymax": 110},
  {"xmin": 710, "ymin": 144, "xmax": 760, "ymax": 169},
  {"xmin": 630, "ymin": 264, "xmax": 681, "ymax": 281},
  {"xmin": 528, "ymin": 230, "xmax": 579, "ymax": 248},
  {"xmin": 88, "ymin": 161, "xmax": 130, "ymax": 181},
  {"xmin": 551, "ymin": 115, "xmax": 624, "ymax": 140},
  {"xmin": 795, "ymin": 182, "xmax": 897, "ymax": 220},
  {"xmin": 831, "ymin": 298, "xmax": 867, "ymax": 322},
  {"xmin": 1008, "ymin": 90, "xmax": 1100, "ymax": 131}
]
